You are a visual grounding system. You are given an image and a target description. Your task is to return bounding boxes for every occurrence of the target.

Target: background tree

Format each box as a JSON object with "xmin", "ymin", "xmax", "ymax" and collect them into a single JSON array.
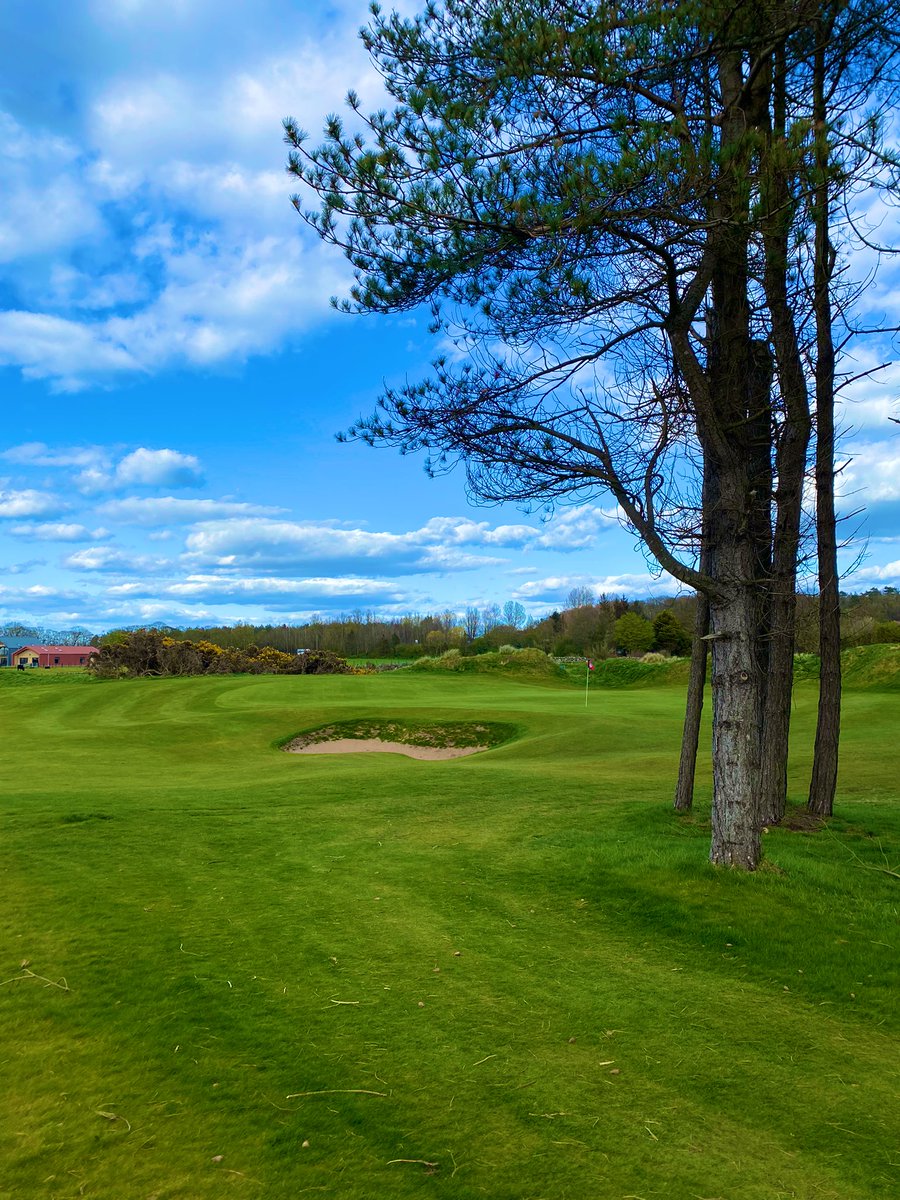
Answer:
[
  {"xmin": 614, "ymin": 612, "xmax": 656, "ymax": 656},
  {"xmin": 502, "ymin": 600, "xmax": 528, "ymax": 629},
  {"xmin": 566, "ymin": 586, "xmax": 596, "ymax": 610},
  {"xmin": 481, "ymin": 603, "xmax": 502, "ymax": 633},
  {"xmin": 463, "ymin": 607, "xmax": 480, "ymax": 640},
  {"xmin": 652, "ymin": 610, "xmax": 691, "ymax": 656}
]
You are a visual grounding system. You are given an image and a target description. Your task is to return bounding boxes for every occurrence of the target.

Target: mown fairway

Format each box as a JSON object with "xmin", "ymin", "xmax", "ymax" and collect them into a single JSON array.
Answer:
[{"xmin": 1, "ymin": 668, "xmax": 898, "ymax": 1199}]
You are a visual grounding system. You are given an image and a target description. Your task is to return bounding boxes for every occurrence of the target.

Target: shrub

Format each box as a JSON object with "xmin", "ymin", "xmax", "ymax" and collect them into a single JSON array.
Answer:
[
  {"xmin": 293, "ymin": 649, "xmax": 352, "ymax": 675},
  {"xmin": 88, "ymin": 630, "xmax": 351, "ymax": 677}
]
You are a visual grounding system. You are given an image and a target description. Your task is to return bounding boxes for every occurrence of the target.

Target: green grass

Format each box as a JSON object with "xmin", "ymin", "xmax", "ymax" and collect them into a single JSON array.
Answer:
[{"xmin": 1, "ymin": 667, "xmax": 898, "ymax": 1199}]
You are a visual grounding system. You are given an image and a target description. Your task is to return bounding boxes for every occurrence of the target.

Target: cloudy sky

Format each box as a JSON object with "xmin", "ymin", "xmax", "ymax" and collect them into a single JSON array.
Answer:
[{"xmin": 1, "ymin": 0, "xmax": 898, "ymax": 632}]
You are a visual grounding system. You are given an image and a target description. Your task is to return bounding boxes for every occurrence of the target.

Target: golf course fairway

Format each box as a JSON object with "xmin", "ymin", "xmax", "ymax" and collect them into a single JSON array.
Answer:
[{"xmin": 1, "ymin": 666, "xmax": 898, "ymax": 1199}]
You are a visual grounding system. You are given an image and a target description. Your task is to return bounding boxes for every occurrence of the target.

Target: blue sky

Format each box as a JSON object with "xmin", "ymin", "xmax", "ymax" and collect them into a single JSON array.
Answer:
[{"xmin": 1, "ymin": 0, "xmax": 898, "ymax": 632}]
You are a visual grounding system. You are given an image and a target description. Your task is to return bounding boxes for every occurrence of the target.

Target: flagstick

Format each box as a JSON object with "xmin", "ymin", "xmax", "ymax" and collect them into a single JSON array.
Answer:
[{"xmin": 585, "ymin": 659, "xmax": 590, "ymax": 708}]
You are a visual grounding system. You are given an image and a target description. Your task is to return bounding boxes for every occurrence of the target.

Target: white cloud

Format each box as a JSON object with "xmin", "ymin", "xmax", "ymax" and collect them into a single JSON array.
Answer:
[
  {"xmin": 181, "ymin": 516, "xmax": 508, "ymax": 574},
  {"xmin": 0, "ymin": 310, "xmax": 141, "ymax": 391},
  {"xmin": 0, "ymin": 583, "xmax": 70, "ymax": 601},
  {"xmin": 3, "ymin": 442, "xmax": 204, "ymax": 492},
  {"xmin": 44, "ymin": 264, "xmax": 151, "ymax": 312},
  {"xmin": 0, "ymin": 0, "xmax": 418, "ymax": 394},
  {"xmin": 532, "ymin": 505, "xmax": 620, "ymax": 550},
  {"xmin": 0, "ymin": 113, "xmax": 105, "ymax": 266},
  {"xmin": 513, "ymin": 571, "xmax": 678, "ymax": 602},
  {"xmin": 98, "ymin": 496, "xmax": 285, "ymax": 525},
  {"xmin": 78, "ymin": 446, "xmax": 201, "ymax": 492},
  {"xmin": 100, "ymin": 447, "xmax": 203, "ymax": 490},
  {"xmin": 183, "ymin": 517, "xmax": 425, "ymax": 571},
  {"xmin": 0, "ymin": 559, "xmax": 45, "ymax": 575},
  {"xmin": 181, "ymin": 507, "xmax": 618, "ymax": 575},
  {"xmin": 87, "ymin": 38, "xmax": 383, "ymax": 186},
  {"xmin": 847, "ymin": 559, "xmax": 900, "ymax": 586},
  {"xmin": 63, "ymin": 546, "xmax": 171, "ymax": 573},
  {"xmin": 837, "ymin": 353, "xmax": 900, "ymax": 434},
  {"xmin": 9, "ymin": 523, "xmax": 109, "ymax": 542},
  {"xmin": 0, "ymin": 488, "xmax": 67, "ymax": 519},
  {"xmin": 418, "ymin": 546, "xmax": 508, "ymax": 571},
  {"xmin": 164, "ymin": 574, "xmax": 408, "ymax": 601},
  {"xmin": 1, "ymin": 442, "xmax": 107, "ymax": 468},
  {"xmin": 839, "ymin": 441, "xmax": 900, "ymax": 503},
  {"xmin": 0, "ymin": 234, "xmax": 350, "ymax": 389}
]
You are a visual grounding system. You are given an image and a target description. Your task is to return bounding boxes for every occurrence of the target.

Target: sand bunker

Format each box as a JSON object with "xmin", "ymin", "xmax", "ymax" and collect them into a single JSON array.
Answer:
[
  {"xmin": 283, "ymin": 718, "xmax": 513, "ymax": 760},
  {"xmin": 286, "ymin": 737, "xmax": 485, "ymax": 760}
]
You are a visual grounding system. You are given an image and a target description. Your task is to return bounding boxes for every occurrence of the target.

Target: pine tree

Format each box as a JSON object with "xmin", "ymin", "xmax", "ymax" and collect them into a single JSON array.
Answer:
[{"xmin": 288, "ymin": 0, "xmax": 900, "ymax": 866}]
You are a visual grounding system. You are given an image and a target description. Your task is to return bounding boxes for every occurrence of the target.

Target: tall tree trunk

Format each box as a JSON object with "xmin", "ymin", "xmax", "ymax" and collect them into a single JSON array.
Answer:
[
  {"xmin": 759, "ymin": 41, "xmax": 813, "ymax": 825},
  {"xmin": 808, "ymin": 27, "xmax": 841, "ymax": 817},
  {"xmin": 694, "ymin": 44, "xmax": 770, "ymax": 869}
]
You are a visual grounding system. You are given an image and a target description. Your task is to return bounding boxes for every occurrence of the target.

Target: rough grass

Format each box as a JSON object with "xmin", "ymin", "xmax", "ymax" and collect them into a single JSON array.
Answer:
[
  {"xmin": 839, "ymin": 643, "xmax": 900, "ymax": 689},
  {"xmin": 408, "ymin": 646, "xmax": 565, "ymax": 678},
  {"xmin": 0, "ymin": 667, "xmax": 898, "ymax": 1199},
  {"xmin": 559, "ymin": 656, "xmax": 691, "ymax": 688},
  {"xmin": 792, "ymin": 643, "xmax": 900, "ymax": 690}
]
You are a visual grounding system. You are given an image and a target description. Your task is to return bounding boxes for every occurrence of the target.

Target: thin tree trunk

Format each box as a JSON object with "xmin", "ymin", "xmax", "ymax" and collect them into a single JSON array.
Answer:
[
  {"xmin": 674, "ymin": 452, "xmax": 716, "ymax": 813},
  {"xmin": 674, "ymin": 590, "xmax": 709, "ymax": 812},
  {"xmin": 808, "ymin": 27, "xmax": 841, "ymax": 817}
]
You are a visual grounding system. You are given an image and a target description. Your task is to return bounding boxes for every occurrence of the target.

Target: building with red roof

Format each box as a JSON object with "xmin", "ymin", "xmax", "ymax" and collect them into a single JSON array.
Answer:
[{"xmin": 11, "ymin": 645, "xmax": 99, "ymax": 669}]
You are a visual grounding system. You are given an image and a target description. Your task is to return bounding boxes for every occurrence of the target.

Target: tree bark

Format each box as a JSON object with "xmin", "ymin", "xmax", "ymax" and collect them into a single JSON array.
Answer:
[
  {"xmin": 758, "ymin": 39, "xmax": 813, "ymax": 825},
  {"xmin": 708, "ymin": 579, "xmax": 765, "ymax": 868},
  {"xmin": 674, "ymin": 590, "xmax": 709, "ymax": 812},
  {"xmin": 701, "ymin": 45, "xmax": 769, "ymax": 869},
  {"xmin": 674, "ymin": 459, "xmax": 715, "ymax": 814},
  {"xmin": 808, "ymin": 26, "xmax": 841, "ymax": 817}
]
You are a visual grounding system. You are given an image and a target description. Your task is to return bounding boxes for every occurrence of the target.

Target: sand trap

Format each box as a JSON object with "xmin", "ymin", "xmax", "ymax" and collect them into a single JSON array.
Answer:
[{"xmin": 287, "ymin": 737, "xmax": 486, "ymax": 760}]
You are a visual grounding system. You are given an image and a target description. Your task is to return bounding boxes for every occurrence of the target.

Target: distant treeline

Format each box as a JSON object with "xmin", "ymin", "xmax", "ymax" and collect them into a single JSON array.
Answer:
[
  {"xmin": 156, "ymin": 594, "xmax": 696, "ymax": 660},
  {"xmin": 0, "ymin": 623, "xmax": 98, "ymax": 646},
  {"xmin": 120, "ymin": 588, "xmax": 900, "ymax": 659},
  {"xmin": 7, "ymin": 587, "xmax": 899, "ymax": 661}
]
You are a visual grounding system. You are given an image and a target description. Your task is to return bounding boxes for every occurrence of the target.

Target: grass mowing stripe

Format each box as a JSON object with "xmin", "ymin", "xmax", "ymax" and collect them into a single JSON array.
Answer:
[{"xmin": 1, "ymin": 670, "xmax": 897, "ymax": 1198}]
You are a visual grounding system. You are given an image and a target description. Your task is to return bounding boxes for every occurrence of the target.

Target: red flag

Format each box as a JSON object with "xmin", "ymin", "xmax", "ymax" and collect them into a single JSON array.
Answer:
[{"xmin": 587, "ymin": 659, "xmax": 594, "ymax": 671}]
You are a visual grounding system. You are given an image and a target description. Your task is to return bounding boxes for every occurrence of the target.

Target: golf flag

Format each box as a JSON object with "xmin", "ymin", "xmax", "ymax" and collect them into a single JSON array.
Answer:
[
  {"xmin": 585, "ymin": 658, "xmax": 594, "ymax": 706},
  {"xmin": 588, "ymin": 659, "xmax": 594, "ymax": 670}
]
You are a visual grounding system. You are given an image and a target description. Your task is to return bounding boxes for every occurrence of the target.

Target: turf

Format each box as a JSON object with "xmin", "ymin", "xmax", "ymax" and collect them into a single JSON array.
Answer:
[{"xmin": 1, "ymin": 668, "xmax": 898, "ymax": 1199}]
